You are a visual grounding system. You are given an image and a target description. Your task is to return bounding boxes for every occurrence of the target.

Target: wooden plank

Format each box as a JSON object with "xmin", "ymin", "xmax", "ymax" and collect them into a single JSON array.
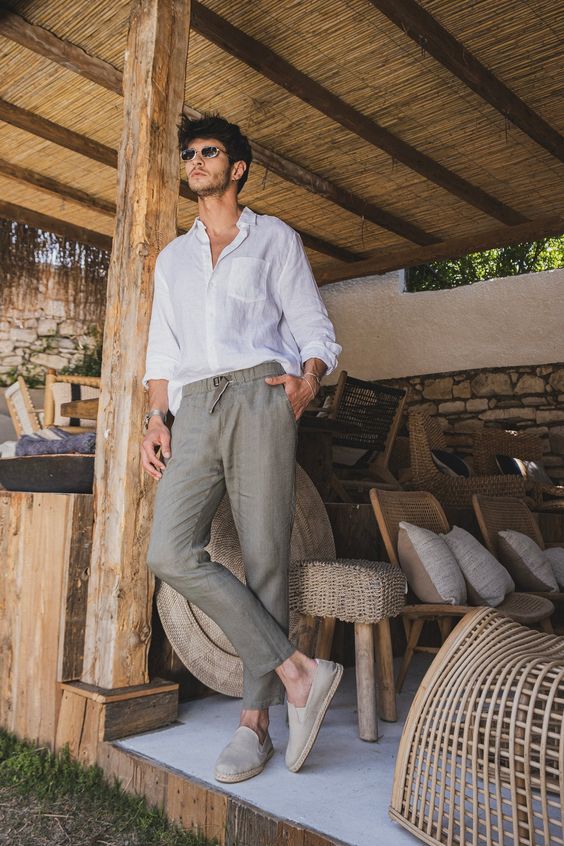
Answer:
[
  {"xmin": 132, "ymin": 757, "xmax": 168, "ymax": 810},
  {"xmin": 0, "ymin": 159, "xmax": 116, "ymax": 216},
  {"xmin": 101, "ymin": 689, "xmax": 178, "ymax": 741},
  {"xmin": 370, "ymin": 0, "xmax": 564, "ymax": 164},
  {"xmin": 0, "ymin": 200, "xmax": 112, "ymax": 252},
  {"xmin": 55, "ymin": 688, "xmax": 88, "ymax": 757},
  {"xmin": 166, "ymin": 773, "xmax": 204, "ymax": 834},
  {"xmin": 225, "ymin": 800, "xmax": 279, "ymax": 846},
  {"xmin": 0, "ymin": 10, "xmax": 436, "ymax": 245},
  {"xmin": 277, "ymin": 822, "xmax": 305, "ymax": 845},
  {"xmin": 81, "ymin": 0, "xmax": 191, "ymax": 690},
  {"xmin": 316, "ymin": 214, "xmax": 564, "ymax": 284},
  {"xmin": 0, "ymin": 492, "xmax": 20, "ymax": 734},
  {"xmin": 60, "ymin": 677, "xmax": 178, "ymax": 704},
  {"xmin": 205, "ymin": 790, "xmax": 228, "ymax": 845},
  {"xmin": 191, "ymin": 2, "xmax": 525, "ymax": 225},
  {"xmin": 60, "ymin": 495, "xmax": 94, "ymax": 681}
]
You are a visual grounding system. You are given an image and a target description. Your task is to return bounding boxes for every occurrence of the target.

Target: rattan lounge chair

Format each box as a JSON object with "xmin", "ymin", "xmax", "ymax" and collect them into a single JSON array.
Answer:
[
  {"xmin": 473, "ymin": 426, "xmax": 564, "ymax": 511},
  {"xmin": 408, "ymin": 410, "xmax": 530, "ymax": 508},
  {"xmin": 369, "ymin": 488, "xmax": 554, "ymax": 691},
  {"xmin": 472, "ymin": 493, "xmax": 564, "ymax": 610},
  {"xmin": 390, "ymin": 606, "xmax": 564, "ymax": 846}
]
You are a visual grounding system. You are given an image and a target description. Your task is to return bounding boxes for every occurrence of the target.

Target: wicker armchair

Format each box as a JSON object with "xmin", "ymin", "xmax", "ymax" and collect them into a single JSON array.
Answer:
[
  {"xmin": 4, "ymin": 377, "xmax": 42, "ymax": 437},
  {"xmin": 408, "ymin": 410, "xmax": 529, "ymax": 508},
  {"xmin": 369, "ymin": 489, "xmax": 554, "ymax": 691},
  {"xmin": 391, "ymin": 607, "xmax": 564, "ymax": 846},
  {"xmin": 472, "ymin": 494, "xmax": 564, "ymax": 609},
  {"xmin": 473, "ymin": 427, "xmax": 564, "ymax": 510}
]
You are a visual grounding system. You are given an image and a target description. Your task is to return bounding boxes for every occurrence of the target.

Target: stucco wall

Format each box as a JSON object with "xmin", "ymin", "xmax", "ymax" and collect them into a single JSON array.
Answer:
[{"xmin": 320, "ymin": 268, "xmax": 564, "ymax": 381}]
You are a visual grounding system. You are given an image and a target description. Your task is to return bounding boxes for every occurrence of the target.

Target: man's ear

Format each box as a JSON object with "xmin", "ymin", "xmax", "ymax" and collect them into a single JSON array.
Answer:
[{"xmin": 232, "ymin": 160, "xmax": 246, "ymax": 182}]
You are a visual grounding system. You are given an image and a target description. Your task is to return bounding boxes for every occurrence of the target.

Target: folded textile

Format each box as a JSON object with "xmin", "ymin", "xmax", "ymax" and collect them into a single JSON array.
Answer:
[
  {"xmin": 0, "ymin": 440, "xmax": 17, "ymax": 458},
  {"xmin": 16, "ymin": 431, "xmax": 96, "ymax": 456}
]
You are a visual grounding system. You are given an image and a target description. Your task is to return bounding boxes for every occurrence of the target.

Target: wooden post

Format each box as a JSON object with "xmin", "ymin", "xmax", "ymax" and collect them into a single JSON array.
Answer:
[{"xmin": 80, "ymin": 0, "xmax": 190, "ymax": 693}]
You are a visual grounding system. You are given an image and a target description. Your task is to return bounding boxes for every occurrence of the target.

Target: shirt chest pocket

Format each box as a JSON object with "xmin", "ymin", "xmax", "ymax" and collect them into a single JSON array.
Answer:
[{"xmin": 227, "ymin": 257, "xmax": 269, "ymax": 302}]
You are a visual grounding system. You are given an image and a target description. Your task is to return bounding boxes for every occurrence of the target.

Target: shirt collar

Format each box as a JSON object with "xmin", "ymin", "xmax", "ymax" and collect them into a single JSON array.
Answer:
[{"xmin": 191, "ymin": 206, "xmax": 257, "ymax": 241}]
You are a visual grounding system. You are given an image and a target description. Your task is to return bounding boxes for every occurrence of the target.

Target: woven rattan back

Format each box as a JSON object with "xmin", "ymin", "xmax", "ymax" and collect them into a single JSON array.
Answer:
[
  {"xmin": 370, "ymin": 489, "xmax": 450, "ymax": 566},
  {"xmin": 472, "ymin": 493, "xmax": 545, "ymax": 557},
  {"xmin": 332, "ymin": 376, "xmax": 406, "ymax": 459},
  {"xmin": 473, "ymin": 427, "xmax": 543, "ymax": 475},
  {"xmin": 408, "ymin": 410, "xmax": 448, "ymax": 482},
  {"xmin": 391, "ymin": 607, "xmax": 564, "ymax": 846}
]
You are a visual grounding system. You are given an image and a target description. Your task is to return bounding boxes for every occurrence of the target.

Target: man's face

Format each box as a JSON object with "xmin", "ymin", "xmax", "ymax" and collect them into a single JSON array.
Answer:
[{"xmin": 184, "ymin": 136, "xmax": 239, "ymax": 198}]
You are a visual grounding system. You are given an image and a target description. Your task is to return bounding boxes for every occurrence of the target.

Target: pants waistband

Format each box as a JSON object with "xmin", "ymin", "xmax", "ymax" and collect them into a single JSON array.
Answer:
[{"xmin": 181, "ymin": 361, "xmax": 285, "ymax": 397}]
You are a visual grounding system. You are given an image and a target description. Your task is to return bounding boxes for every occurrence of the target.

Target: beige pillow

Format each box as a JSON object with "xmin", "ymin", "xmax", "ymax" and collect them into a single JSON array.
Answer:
[
  {"xmin": 544, "ymin": 547, "xmax": 564, "ymax": 589},
  {"xmin": 443, "ymin": 526, "xmax": 514, "ymax": 607},
  {"xmin": 498, "ymin": 530, "xmax": 558, "ymax": 592},
  {"xmin": 397, "ymin": 522, "xmax": 467, "ymax": 605}
]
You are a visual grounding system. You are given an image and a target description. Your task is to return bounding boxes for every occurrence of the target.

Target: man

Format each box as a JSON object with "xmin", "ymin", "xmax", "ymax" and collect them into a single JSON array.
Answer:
[{"xmin": 141, "ymin": 114, "xmax": 342, "ymax": 783}]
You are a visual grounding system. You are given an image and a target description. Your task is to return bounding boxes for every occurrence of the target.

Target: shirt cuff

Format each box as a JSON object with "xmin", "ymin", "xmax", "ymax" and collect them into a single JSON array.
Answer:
[
  {"xmin": 300, "ymin": 342, "xmax": 341, "ymax": 376},
  {"xmin": 142, "ymin": 369, "xmax": 175, "ymax": 390}
]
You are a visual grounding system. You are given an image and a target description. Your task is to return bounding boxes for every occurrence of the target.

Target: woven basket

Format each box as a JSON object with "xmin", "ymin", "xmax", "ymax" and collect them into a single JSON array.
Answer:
[{"xmin": 156, "ymin": 464, "xmax": 335, "ymax": 697}]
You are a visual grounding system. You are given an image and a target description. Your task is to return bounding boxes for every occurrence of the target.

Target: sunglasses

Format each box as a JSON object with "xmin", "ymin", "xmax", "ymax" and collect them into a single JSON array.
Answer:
[{"xmin": 180, "ymin": 145, "xmax": 228, "ymax": 161}]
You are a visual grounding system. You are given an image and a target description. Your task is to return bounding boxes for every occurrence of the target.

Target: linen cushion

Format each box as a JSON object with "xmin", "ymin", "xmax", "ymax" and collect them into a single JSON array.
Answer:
[
  {"xmin": 496, "ymin": 454, "xmax": 552, "ymax": 484},
  {"xmin": 497, "ymin": 530, "xmax": 558, "ymax": 591},
  {"xmin": 544, "ymin": 547, "xmax": 564, "ymax": 589},
  {"xmin": 397, "ymin": 521, "xmax": 467, "ymax": 605},
  {"xmin": 443, "ymin": 525, "xmax": 514, "ymax": 606},
  {"xmin": 431, "ymin": 449, "xmax": 471, "ymax": 478}
]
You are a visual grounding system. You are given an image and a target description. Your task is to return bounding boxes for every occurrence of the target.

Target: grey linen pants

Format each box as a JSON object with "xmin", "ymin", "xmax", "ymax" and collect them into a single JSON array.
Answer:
[{"xmin": 147, "ymin": 361, "xmax": 298, "ymax": 708}]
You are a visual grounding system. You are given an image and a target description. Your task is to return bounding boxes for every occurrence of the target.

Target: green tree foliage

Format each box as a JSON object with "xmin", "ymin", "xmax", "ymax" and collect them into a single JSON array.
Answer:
[{"xmin": 406, "ymin": 235, "xmax": 564, "ymax": 291}]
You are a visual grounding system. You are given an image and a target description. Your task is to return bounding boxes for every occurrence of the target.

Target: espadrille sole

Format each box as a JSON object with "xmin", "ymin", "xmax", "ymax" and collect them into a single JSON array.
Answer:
[
  {"xmin": 214, "ymin": 745, "xmax": 274, "ymax": 783},
  {"xmin": 287, "ymin": 662, "xmax": 343, "ymax": 773}
]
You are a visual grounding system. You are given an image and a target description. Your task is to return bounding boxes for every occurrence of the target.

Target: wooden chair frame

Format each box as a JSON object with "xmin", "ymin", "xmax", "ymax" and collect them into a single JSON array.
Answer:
[
  {"xmin": 4, "ymin": 377, "xmax": 42, "ymax": 438},
  {"xmin": 330, "ymin": 372, "xmax": 407, "ymax": 496},
  {"xmin": 43, "ymin": 368, "xmax": 101, "ymax": 432},
  {"xmin": 472, "ymin": 493, "xmax": 564, "ymax": 610},
  {"xmin": 369, "ymin": 488, "xmax": 554, "ymax": 692}
]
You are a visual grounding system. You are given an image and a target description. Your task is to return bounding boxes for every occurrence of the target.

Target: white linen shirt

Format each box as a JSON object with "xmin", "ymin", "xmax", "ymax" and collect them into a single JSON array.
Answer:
[{"xmin": 143, "ymin": 207, "xmax": 341, "ymax": 415}]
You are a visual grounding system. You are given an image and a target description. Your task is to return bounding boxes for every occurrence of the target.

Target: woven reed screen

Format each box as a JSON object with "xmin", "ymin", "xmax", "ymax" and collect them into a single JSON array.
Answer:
[{"xmin": 390, "ymin": 607, "xmax": 564, "ymax": 846}]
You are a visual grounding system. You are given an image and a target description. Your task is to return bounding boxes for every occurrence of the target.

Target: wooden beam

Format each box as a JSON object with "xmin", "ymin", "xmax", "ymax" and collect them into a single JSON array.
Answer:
[
  {"xmin": 0, "ymin": 199, "xmax": 112, "ymax": 251},
  {"xmin": 81, "ymin": 0, "xmax": 192, "ymax": 690},
  {"xmin": 0, "ymin": 158, "xmax": 115, "ymax": 216},
  {"xmin": 0, "ymin": 9, "xmax": 437, "ymax": 245},
  {"xmin": 315, "ymin": 216, "xmax": 564, "ymax": 285},
  {"xmin": 369, "ymin": 0, "xmax": 564, "ymax": 164},
  {"xmin": 191, "ymin": 2, "xmax": 526, "ymax": 226},
  {"xmin": 0, "ymin": 100, "xmax": 359, "ymax": 263},
  {"xmin": 0, "ymin": 98, "xmax": 117, "ymax": 168},
  {"xmin": 0, "ymin": 9, "xmax": 123, "ymax": 95}
]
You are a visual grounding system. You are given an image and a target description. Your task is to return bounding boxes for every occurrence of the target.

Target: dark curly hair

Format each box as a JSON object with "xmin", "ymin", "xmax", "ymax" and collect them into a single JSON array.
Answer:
[{"xmin": 178, "ymin": 113, "xmax": 252, "ymax": 194}]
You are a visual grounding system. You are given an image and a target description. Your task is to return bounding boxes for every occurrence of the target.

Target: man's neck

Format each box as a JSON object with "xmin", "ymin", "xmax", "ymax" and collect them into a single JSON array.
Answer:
[{"xmin": 197, "ymin": 194, "xmax": 244, "ymax": 236}]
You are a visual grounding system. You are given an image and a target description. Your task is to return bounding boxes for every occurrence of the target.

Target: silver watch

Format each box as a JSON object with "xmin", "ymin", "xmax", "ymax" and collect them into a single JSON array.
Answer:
[{"xmin": 143, "ymin": 408, "xmax": 167, "ymax": 430}]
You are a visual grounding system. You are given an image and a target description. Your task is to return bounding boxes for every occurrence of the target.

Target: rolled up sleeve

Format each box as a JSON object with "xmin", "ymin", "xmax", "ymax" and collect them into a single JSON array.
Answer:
[
  {"xmin": 142, "ymin": 260, "xmax": 181, "ymax": 388},
  {"xmin": 277, "ymin": 231, "xmax": 341, "ymax": 374}
]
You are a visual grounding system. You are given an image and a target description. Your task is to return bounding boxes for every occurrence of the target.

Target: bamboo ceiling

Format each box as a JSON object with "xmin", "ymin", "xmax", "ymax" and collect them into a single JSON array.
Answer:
[{"xmin": 0, "ymin": 0, "xmax": 563, "ymax": 284}]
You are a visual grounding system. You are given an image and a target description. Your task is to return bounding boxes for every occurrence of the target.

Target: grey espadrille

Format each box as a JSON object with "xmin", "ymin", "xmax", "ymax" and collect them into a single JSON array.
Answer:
[
  {"xmin": 285, "ymin": 659, "xmax": 343, "ymax": 773},
  {"xmin": 214, "ymin": 726, "xmax": 274, "ymax": 783}
]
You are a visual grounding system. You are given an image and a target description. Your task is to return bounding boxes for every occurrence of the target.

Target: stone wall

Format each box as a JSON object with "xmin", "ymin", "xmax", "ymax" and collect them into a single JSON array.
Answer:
[
  {"xmin": 0, "ymin": 264, "xmax": 105, "ymax": 385},
  {"xmin": 384, "ymin": 362, "xmax": 564, "ymax": 481}
]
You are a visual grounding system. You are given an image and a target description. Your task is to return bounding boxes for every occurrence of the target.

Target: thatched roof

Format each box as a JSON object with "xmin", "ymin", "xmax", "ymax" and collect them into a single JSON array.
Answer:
[{"xmin": 0, "ymin": 0, "xmax": 563, "ymax": 284}]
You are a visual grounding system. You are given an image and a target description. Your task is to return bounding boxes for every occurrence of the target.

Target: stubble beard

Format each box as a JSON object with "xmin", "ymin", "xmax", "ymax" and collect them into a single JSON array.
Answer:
[{"xmin": 191, "ymin": 166, "xmax": 232, "ymax": 198}]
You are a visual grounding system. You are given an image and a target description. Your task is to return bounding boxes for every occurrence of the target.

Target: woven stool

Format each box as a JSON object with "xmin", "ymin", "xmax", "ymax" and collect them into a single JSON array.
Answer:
[{"xmin": 289, "ymin": 558, "xmax": 406, "ymax": 741}]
